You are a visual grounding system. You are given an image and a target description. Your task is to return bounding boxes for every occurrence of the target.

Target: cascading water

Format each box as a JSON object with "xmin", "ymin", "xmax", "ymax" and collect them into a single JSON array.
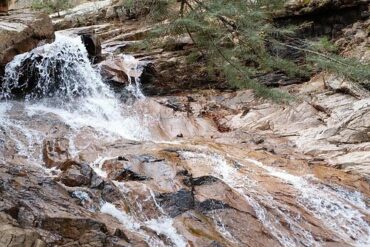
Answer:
[
  {"xmin": 120, "ymin": 54, "xmax": 145, "ymax": 99},
  {"xmin": 0, "ymin": 34, "xmax": 152, "ymax": 151},
  {"xmin": 0, "ymin": 34, "xmax": 187, "ymax": 246},
  {"xmin": 1, "ymin": 32, "xmax": 369, "ymax": 247},
  {"xmin": 180, "ymin": 149, "xmax": 370, "ymax": 247},
  {"xmin": 1, "ymin": 34, "xmax": 106, "ymax": 100}
]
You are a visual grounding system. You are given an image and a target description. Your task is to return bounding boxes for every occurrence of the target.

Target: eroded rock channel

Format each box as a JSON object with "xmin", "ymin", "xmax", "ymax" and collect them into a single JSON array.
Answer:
[{"xmin": 0, "ymin": 1, "xmax": 369, "ymax": 247}]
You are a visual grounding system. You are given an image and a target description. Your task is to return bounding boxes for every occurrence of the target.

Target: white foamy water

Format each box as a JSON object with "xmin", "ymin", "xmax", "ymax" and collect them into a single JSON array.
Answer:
[
  {"xmin": 121, "ymin": 54, "xmax": 145, "ymax": 99},
  {"xmin": 101, "ymin": 202, "xmax": 141, "ymax": 230},
  {"xmin": 146, "ymin": 217, "xmax": 187, "ymax": 247},
  {"xmin": 100, "ymin": 201, "xmax": 186, "ymax": 247},
  {"xmin": 0, "ymin": 35, "xmax": 188, "ymax": 246},
  {"xmin": 0, "ymin": 35, "xmax": 152, "ymax": 147},
  {"xmin": 248, "ymin": 158, "xmax": 370, "ymax": 247},
  {"xmin": 1, "ymin": 30, "xmax": 369, "ymax": 247},
  {"xmin": 180, "ymin": 150, "xmax": 370, "ymax": 247},
  {"xmin": 180, "ymin": 151, "xmax": 307, "ymax": 247}
]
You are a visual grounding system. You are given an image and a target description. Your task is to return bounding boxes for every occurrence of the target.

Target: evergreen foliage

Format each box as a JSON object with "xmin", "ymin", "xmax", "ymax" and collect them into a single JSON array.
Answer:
[
  {"xmin": 125, "ymin": 0, "xmax": 370, "ymax": 100},
  {"xmin": 308, "ymin": 38, "xmax": 370, "ymax": 87},
  {"xmin": 32, "ymin": 0, "xmax": 71, "ymax": 16},
  {"xmin": 123, "ymin": 0, "xmax": 170, "ymax": 20}
]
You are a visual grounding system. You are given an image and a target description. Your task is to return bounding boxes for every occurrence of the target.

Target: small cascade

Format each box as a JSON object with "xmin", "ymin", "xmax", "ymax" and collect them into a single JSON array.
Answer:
[
  {"xmin": 0, "ymin": 34, "xmax": 152, "ymax": 148},
  {"xmin": 1, "ymin": 34, "xmax": 109, "ymax": 100},
  {"xmin": 0, "ymin": 34, "xmax": 187, "ymax": 245},
  {"xmin": 120, "ymin": 54, "xmax": 145, "ymax": 99},
  {"xmin": 179, "ymin": 150, "xmax": 370, "ymax": 247},
  {"xmin": 93, "ymin": 156, "xmax": 187, "ymax": 247},
  {"xmin": 248, "ymin": 158, "xmax": 370, "ymax": 246},
  {"xmin": 1, "ymin": 25, "xmax": 369, "ymax": 247},
  {"xmin": 100, "ymin": 194, "xmax": 187, "ymax": 247}
]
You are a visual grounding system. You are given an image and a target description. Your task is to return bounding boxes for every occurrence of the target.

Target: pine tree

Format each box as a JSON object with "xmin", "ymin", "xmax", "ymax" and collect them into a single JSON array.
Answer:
[
  {"xmin": 125, "ymin": 0, "xmax": 370, "ymax": 101},
  {"xmin": 32, "ymin": 0, "xmax": 71, "ymax": 17}
]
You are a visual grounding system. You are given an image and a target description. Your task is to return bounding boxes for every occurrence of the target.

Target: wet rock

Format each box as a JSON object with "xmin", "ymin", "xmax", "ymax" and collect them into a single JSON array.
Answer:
[
  {"xmin": 80, "ymin": 33, "xmax": 102, "ymax": 63},
  {"xmin": 70, "ymin": 190, "xmax": 96, "ymax": 210},
  {"xmin": 187, "ymin": 176, "xmax": 220, "ymax": 187},
  {"xmin": 113, "ymin": 228, "xmax": 130, "ymax": 242},
  {"xmin": 59, "ymin": 163, "xmax": 92, "ymax": 187},
  {"xmin": 110, "ymin": 168, "xmax": 151, "ymax": 182},
  {"xmin": 157, "ymin": 189, "xmax": 194, "ymax": 217},
  {"xmin": 0, "ymin": 161, "xmax": 147, "ymax": 246},
  {"xmin": 99, "ymin": 57, "xmax": 131, "ymax": 86},
  {"xmin": 0, "ymin": 2, "xmax": 369, "ymax": 245},
  {"xmin": 195, "ymin": 199, "xmax": 230, "ymax": 213},
  {"xmin": 0, "ymin": 12, "xmax": 54, "ymax": 79},
  {"xmin": 101, "ymin": 181, "xmax": 122, "ymax": 203},
  {"xmin": 99, "ymin": 55, "xmax": 149, "ymax": 89},
  {"xmin": 90, "ymin": 172, "xmax": 105, "ymax": 189},
  {"xmin": 43, "ymin": 138, "xmax": 71, "ymax": 168},
  {"xmin": 78, "ymin": 230, "xmax": 107, "ymax": 246}
]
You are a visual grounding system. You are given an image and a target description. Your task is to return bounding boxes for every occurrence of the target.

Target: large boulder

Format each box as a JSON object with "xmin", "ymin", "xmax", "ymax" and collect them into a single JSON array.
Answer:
[
  {"xmin": 0, "ymin": 12, "xmax": 54, "ymax": 78},
  {"xmin": 80, "ymin": 33, "xmax": 102, "ymax": 63}
]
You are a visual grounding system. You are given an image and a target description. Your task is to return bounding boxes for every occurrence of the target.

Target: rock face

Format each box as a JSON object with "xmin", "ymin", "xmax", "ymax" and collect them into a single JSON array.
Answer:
[
  {"xmin": 284, "ymin": 0, "xmax": 369, "ymax": 16},
  {"xmin": 1, "ymin": 128, "xmax": 369, "ymax": 246},
  {"xmin": 0, "ymin": 1, "xmax": 369, "ymax": 246},
  {"xmin": 0, "ymin": 0, "xmax": 8, "ymax": 12},
  {"xmin": 8, "ymin": 0, "xmax": 34, "ymax": 10},
  {"xmin": 0, "ymin": 12, "xmax": 54, "ymax": 79},
  {"xmin": 51, "ymin": 0, "xmax": 112, "ymax": 31},
  {"xmin": 81, "ymin": 33, "xmax": 102, "ymax": 63},
  {"xmin": 0, "ymin": 219, "xmax": 46, "ymax": 247},
  {"xmin": 278, "ymin": 0, "xmax": 369, "ymax": 37},
  {"xmin": 98, "ymin": 55, "xmax": 149, "ymax": 89}
]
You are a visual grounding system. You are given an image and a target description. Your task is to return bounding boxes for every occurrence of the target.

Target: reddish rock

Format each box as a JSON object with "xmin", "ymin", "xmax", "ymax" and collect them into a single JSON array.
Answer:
[
  {"xmin": 0, "ymin": 12, "xmax": 54, "ymax": 78},
  {"xmin": 0, "ymin": 0, "xmax": 8, "ymax": 12}
]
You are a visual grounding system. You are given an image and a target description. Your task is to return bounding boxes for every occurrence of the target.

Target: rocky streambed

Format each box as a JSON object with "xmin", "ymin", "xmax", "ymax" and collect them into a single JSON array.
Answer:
[{"xmin": 1, "ymin": 1, "xmax": 370, "ymax": 247}]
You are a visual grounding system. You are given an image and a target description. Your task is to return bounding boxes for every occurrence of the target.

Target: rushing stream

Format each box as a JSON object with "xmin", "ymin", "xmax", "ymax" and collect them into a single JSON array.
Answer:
[{"xmin": 0, "ymin": 35, "xmax": 369, "ymax": 247}]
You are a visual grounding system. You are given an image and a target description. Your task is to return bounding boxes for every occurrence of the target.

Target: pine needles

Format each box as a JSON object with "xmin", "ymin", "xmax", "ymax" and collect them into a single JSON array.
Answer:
[{"xmin": 124, "ymin": 0, "xmax": 370, "ymax": 102}]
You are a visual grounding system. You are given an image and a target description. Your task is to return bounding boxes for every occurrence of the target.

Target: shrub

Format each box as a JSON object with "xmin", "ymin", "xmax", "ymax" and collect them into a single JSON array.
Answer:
[{"xmin": 32, "ymin": 0, "xmax": 71, "ymax": 17}]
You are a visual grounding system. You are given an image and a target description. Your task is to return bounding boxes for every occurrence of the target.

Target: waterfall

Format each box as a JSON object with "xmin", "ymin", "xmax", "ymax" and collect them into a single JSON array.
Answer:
[
  {"xmin": 0, "ymin": 34, "xmax": 151, "ymax": 142},
  {"xmin": 1, "ymin": 34, "xmax": 110, "ymax": 100},
  {"xmin": 0, "ymin": 36, "xmax": 187, "ymax": 245},
  {"xmin": 1, "ymin": 30, "xmax": 369, "ymax": 247}
]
